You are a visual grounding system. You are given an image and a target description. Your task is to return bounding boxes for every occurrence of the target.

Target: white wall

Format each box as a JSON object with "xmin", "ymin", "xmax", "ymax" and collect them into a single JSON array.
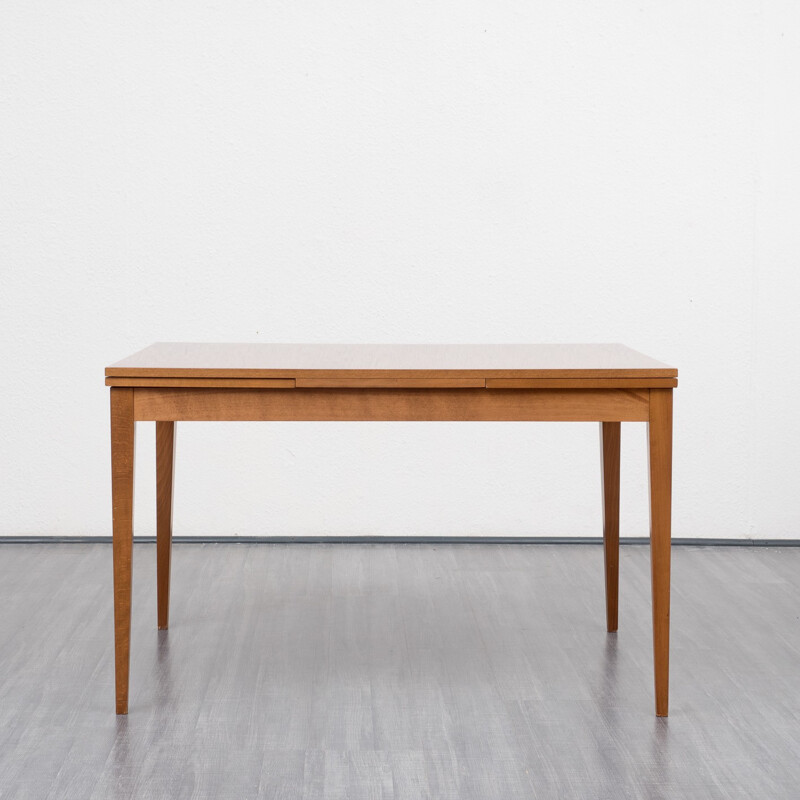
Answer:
[{"xmin": 2, "ymin": 1, "xmax": 799, "ymax": 539}]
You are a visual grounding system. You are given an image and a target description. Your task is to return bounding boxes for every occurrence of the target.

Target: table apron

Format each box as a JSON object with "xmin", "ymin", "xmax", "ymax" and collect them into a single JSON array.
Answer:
[{"xmin": 130, "ymin": 387, "xmax": 651, "ymax": 422}]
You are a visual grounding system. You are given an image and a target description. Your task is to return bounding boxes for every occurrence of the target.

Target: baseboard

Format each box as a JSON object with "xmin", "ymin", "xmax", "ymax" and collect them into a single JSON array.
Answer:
[{"xmin": 1, "ymin": 535, "xmax": 799, "ymax": 546}]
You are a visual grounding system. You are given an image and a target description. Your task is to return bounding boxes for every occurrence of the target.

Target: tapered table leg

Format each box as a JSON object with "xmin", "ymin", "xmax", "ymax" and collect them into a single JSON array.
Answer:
[
  {"xmin": 111, "ymin": 388, "xmax": 135, "ymax": 715},
  {"xmin": 600, "ymin": 421, "xmax": 621, "ymax": 633},
  {"xmin": 649, "ymin": 389, "xmax": 673, "ymax": 717},
  {"xmin": 156, "ymin": 421, "xmax": 175, "ymax": 630}
]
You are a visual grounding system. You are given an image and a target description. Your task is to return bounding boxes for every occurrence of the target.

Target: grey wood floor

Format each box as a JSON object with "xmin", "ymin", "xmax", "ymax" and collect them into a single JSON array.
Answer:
[{"xmin": 0, "ymin": 542, "xmax": 798, "ymax": 799}]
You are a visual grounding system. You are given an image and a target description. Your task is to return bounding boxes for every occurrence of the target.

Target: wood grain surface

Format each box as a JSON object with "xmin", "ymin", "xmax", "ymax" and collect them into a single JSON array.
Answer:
[
  {"xmin": 155, "ymin": 422, "xmax": 175, "ymax": 631},
  {"xmin": 106, "ymin": 346, "xmax": 677, "ymax": 719},
  {"xmin": 131, "ymin": 387, "xmax": 651, "ymax": 422},
  {"xmin": 601, "ymin": 421, "xmax": 621, "ymax": 633},
  {"xmin": 106, "ymin": 343, "xmax": 677, "ymax": 383},
  {"xmin": 110, "ymin": 388, "xmax": 135, "ymax": 715},
  {"xmin": 648, "ymin": 389, "xmax": 673, "ymax": 717},
  {"xmin": 106, "ymin": 377, "xmax": 296, "ymax": 389}
]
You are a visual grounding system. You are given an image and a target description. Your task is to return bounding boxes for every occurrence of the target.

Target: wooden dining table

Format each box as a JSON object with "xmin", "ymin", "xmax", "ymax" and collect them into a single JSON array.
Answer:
[{"xmin": 106, "ymin": 343, "xmax": 677, "ymax": 716}]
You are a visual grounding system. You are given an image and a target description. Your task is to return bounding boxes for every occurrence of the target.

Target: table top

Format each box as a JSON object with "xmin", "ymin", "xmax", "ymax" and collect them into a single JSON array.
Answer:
[{"xmin": 106, "ymin": 343, "xmax": 677, "ymax": 382}]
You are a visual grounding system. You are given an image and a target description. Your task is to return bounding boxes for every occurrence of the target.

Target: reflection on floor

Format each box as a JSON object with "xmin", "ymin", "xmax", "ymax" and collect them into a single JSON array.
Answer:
[{"xmin": 0, "ymin": 542, "xmax": 798, "ymax": 799}]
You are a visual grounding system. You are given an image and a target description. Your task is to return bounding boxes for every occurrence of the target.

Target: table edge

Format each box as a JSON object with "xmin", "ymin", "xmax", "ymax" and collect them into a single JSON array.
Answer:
[
  {"xmin": 105, "ymin": 367, "xmax": 678, "ymax": 379},
  {"xmin": 105, "ymin": 373, "xmax": 678, "ymax": 389}
]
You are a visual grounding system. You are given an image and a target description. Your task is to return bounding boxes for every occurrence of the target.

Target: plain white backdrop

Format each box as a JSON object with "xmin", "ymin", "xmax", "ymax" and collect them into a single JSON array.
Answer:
[{"xmin": 1, "ymin": 1, "xmax": 799, "ymax": 539}]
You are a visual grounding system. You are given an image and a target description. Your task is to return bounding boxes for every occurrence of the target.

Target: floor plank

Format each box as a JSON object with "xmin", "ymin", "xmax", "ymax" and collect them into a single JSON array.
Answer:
[{"xmin": 0, "ymin": 542, "xmax": 798, "ymax": 799}]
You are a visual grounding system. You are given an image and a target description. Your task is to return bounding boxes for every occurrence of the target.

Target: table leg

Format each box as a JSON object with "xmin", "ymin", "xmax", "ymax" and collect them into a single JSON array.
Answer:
[
  {"xmin": 600, "ymin": 421, "xmax": 621, "ymax": 633},
  {"xmin": 156, "ymin": 421, "xmax": 175, "ymax": 630},
  {"xmin": 648, "ymin": 389, "xmax": 673, "ymax": 716},
  {"xmin": 110, "ymin": 388, "xmax": 135, "ymax": 715}
]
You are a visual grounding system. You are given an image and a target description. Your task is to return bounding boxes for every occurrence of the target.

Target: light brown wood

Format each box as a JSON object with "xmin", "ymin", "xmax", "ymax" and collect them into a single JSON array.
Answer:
[
  {"xmin": 156, "ymin": 421, "xmax": 175, "ymax": 630},
  {"xmin": 600, "ymin": 421, "xmax": 621, "ymax": 633},
  {"xmin": 486, "ymin": 378, "xmax": 677, "ymax": 389},
  {"xmin": 106, "ymin": 377, "xmax": 296, "ymax": 389},
  {"xmin": 648, "ymin": 388, "xmax": 673, "ymax": 717},
  {"xmin": 132, "ymin": 387, "xmax": 650, "ymax": 422},
  {"xmin": 295, "ymin": 378, "xmax": 486, "ymax": 389},
  {"xmin": 106, "ymin": 342, "xmax": 677, "ymax": 380},
  {"xmin": 110, "ymin": 387, "xmax": 135, "ymax": 715},
  {"xmin": 106, "ymin": 376, "xmax": 680, "ymax": 390},
  {"xmin": 107, "ymin": 342, "xmax": 677, "ymax": 717}
]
